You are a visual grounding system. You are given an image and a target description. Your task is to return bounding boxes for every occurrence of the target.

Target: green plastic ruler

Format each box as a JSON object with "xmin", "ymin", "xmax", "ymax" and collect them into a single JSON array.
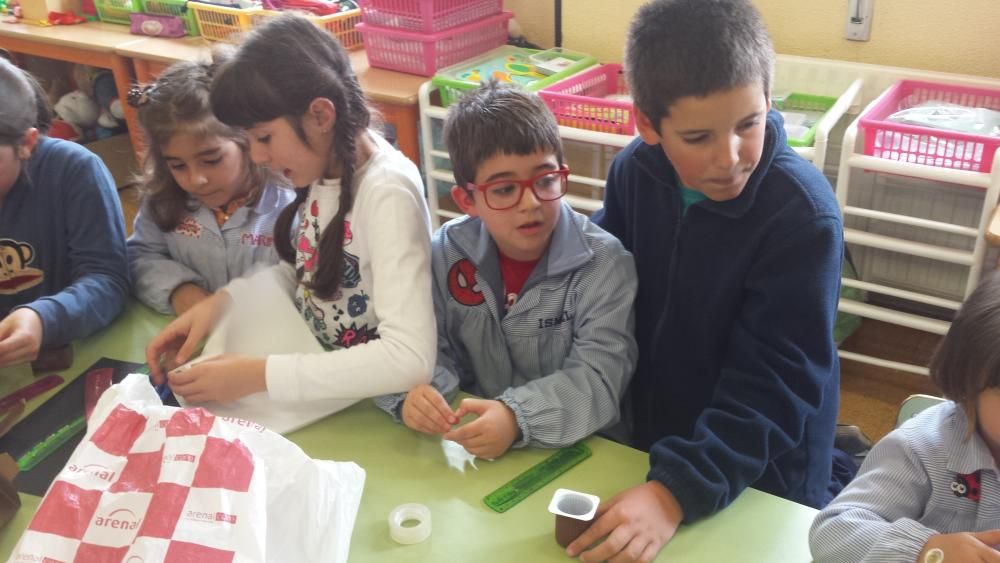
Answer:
[{"xmin": 483, "ymin": 442, "xmax": 592, "ymax": 513}]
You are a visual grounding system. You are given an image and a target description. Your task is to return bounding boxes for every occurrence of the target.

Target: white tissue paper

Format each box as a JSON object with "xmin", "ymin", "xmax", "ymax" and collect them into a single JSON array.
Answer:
[{"xmin": 441, "ymin": 439, "xmax": 478, "ymax": 472}]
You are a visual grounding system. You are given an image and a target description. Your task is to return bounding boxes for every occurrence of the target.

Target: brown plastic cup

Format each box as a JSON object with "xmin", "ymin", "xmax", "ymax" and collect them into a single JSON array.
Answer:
[{"xmin": 548, "ymin": 489, "xmax": 600, "ymax": 548}]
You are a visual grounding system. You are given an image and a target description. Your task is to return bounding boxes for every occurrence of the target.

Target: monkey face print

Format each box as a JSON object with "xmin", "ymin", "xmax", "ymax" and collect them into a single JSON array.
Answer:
[{"xmin": 0, "ymin": 239, "xmax": 43, "ymax": 295}]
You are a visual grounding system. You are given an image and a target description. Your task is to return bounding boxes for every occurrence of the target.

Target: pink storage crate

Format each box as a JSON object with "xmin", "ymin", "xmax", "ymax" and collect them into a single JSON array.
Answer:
[
  {"xmin": 357, "ymin": 11, "xmax": 512, "ymax": 77},
  {"xmin": 539, "ymin": 63, "xmax": 635, "ymax": 135},
  {"xmin": 357, "ymin": 0, "xmax": 502, "ymax": 33},
  {"xmin": 860, "ymin": 80, "xmax": 1000, "ymax": 173}
]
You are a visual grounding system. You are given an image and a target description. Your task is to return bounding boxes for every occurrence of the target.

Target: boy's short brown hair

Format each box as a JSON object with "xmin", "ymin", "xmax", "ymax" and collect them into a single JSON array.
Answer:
[
  {"xmin": 443, "ymin": 81, "xmax": 563, "ymax": 188},
  {"xmin": 929, "ymin": 271, "xmax": 1000, "ymax": 427},
  {"xmin": 625, "ymin": 0, "xmax": 775, "ymax": 132}
]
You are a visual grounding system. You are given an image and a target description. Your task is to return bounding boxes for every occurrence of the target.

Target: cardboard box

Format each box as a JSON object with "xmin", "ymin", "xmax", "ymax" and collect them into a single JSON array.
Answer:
[{"xmin": 18, "ymin": 0, "xmax": 82, "ymax": 23}]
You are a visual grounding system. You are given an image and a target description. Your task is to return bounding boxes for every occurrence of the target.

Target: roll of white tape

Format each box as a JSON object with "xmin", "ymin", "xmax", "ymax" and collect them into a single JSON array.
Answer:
[{"xmin": 388, "ymin": 503, "xmax": 432, "ymax": 545}]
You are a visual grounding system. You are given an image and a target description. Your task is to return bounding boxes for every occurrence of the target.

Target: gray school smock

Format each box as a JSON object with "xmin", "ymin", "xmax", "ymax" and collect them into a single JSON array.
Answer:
[
  {"xmin": 127, "ymin": 182, "xmax": 295, "ymax": 314},
  {"xmin": 376, "ymin": 202, "xmax": 638, "ymax": 449}
]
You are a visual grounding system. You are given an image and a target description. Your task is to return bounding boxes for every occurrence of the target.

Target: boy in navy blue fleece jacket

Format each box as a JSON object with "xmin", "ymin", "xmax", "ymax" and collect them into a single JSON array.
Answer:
[
  {"xmin": 0, "ymin": 59, "xmax": 128, "ymax": 368},
  {"xmin": 567, "ymin": 1, "xmax": 845, "ymax": 561}
]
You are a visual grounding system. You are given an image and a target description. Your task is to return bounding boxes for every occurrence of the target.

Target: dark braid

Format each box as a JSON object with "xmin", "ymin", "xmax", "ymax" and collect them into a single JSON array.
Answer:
[
  {"xmin": 211, "ymin": 13, "xmax": 372, "ymax": 299},
  {"xmin": 273, "ymin": 187, "xmax": 308, "ymax": 264},
  {"xmin": 311, "ymin": 126, "xmax": 357, "ymax": 296}
]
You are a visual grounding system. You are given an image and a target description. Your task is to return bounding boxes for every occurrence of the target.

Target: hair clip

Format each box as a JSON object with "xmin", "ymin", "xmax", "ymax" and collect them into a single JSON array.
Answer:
[{"xmin": 126, "ymin": 83, "xmax": 159, "ymax": 108}]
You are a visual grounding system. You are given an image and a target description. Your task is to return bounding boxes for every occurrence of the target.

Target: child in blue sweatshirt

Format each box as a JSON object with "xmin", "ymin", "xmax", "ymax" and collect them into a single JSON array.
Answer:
[{"xmin": 0, "ymin": 58, "xmax": 128, "ymax": 368}]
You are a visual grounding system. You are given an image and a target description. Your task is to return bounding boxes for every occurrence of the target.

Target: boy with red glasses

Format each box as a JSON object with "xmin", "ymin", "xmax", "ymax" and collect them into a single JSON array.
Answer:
[{"xmin": 375, "ymin": 81, "xmax": 637, "ymax": 459}]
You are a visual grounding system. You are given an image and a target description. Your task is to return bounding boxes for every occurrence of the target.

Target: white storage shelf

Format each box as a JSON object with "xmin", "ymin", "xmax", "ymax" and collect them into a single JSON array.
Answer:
[{"xmin": 834, "ymin": 73, "xmax": 1000, "ymax": 375}]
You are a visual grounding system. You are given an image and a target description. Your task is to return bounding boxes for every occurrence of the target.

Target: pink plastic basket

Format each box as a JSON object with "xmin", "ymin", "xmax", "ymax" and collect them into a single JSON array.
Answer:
[
  {"xmin": 539, "ymin": 63, "xmax": 634, "ymax": 135},
  {"xmin": 860, "ymin": 80, "xmax": 1000, "ymax": 173},
  {"xmin": 357, "ymin": 11, "xmax": 512, "ymax": 77},
  {"xmin": 357, "ymin": 0, "xmax": 502, "ymax": 33}
]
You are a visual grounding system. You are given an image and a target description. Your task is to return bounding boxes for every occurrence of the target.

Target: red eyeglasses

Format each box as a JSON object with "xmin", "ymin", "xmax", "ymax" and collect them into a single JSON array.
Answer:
[{"xmin": 466, "ymin": 166, "xmax": 570, "ymax": 210}]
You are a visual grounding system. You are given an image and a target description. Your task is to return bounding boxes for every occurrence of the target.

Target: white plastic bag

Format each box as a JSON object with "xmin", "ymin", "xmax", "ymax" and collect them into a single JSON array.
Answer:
[{"xmin": 8, "ymin": 374, "xmax": 365, "ymax": 563}]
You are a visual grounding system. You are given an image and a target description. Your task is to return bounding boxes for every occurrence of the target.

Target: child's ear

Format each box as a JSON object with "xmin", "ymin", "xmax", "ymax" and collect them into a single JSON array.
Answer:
[
  {"xmin": 635, "ymin": 110, "xmax": 663, "ymax": 146},
  {"xmin": 307, "ymin": 98, "xmax": 337, "ymax": 134},
  {"xmin": 450, "ymin": 185, "xmax": 479, "ymax": 217},
  {"xmin": 17, "ymin": 128, "xmax": 39, "ymax": 160}
]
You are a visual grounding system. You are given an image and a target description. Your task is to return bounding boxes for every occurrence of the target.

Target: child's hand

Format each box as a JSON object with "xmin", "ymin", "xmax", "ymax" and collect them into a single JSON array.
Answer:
[
  {"xmin": 401, "ymin": 384, "xmax": 458, "ymax": 435},
  {"xmin": 170, "ymin": 283, "xmax": 211, "ymax": 316},
  {"xmin": 167, "ymin": 354, "xmax": 266, "ymax": 404},
  {"xmin": 567, "ymin": 480, "xmax": 683, "ymax": 563},
  {"xmin": 442, "ymin": 398, "xmax": 520, "ymax": 459},
  {"xmin": 146, "ymin": 291, "xmax": 230, "ymax": 385},
  {"xmin": 0, "ymin": 308, "xmax": 44, "ymax": 368},
  {"xmin": 919, "ymin": 530, "xmax": 1000, "ymax": 563}
]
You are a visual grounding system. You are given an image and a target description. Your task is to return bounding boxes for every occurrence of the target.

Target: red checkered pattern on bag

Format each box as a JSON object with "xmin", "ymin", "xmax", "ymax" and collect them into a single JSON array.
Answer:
[
  {"xmin": 13, "ymin": 406, "xmax": 261, "ymax": 562},
  {"xmin": 159, "ymin": 435, "xmax": 207, "ymax": 487},
  {"xmin": 90, "ymin": 404, "xmax": 150, "ymax": 456},
  {"xmin": 165, "ymin": 408, "xmax": 217, "ymax": 437}
]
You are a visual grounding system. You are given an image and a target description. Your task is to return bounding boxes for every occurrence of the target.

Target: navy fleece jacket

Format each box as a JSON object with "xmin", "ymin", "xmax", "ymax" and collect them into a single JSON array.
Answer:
[{"xmin": 595, "ymin": 110, "xmax": 843, "ymax": 519}]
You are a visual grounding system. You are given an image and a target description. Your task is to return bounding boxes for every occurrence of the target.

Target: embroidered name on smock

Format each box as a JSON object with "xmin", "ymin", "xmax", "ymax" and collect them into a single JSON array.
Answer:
[
  {"xmin": 537, "ymin": 311, "xmax": 574, "ymax": 328},
  {"xmin": 241, "ymin": 233, "xmax": 274, "ymax": 247}
]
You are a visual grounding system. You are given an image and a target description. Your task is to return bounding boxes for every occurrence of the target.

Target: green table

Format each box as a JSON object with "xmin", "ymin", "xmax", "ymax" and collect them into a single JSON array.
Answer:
[{"xmin": 0, "ymin": 304, "xmax": 818, "ymax": 562}]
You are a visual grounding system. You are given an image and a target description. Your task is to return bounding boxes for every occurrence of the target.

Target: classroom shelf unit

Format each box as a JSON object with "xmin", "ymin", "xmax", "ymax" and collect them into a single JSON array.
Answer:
[
  {"xmin": 417, "ymin": 54, "xmax": 861, "ymax": 229},
  {"xmin": 835, "ymin": 100, "xmax": 1000, "ymax": 375},
  {"xmin": 764, "ymin": 55, "xmax": 1000, "ymax": 375}
]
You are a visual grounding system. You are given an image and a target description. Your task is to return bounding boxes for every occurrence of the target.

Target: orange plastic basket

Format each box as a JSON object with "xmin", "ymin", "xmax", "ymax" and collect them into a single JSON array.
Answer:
[
  {"xmin": 252, "ymin": 8, "xmax": 363, "ymax": 49},
  {"xmin": 189, "ymin": 2, "xmax": 257, "ymax": 43}
]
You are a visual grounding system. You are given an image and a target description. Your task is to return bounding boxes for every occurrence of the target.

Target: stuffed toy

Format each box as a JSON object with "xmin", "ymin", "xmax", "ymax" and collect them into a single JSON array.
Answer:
[
  {"xmin": 91, "ymin": 70, "xmax": 124, "ymax": 137},
  {"xmin": 71, "ymin": 65, "xmax": 125, "ymax": 139},
  {"xmin": 53, "ymin": 89, "xmax": 99, "ymax": 141}
]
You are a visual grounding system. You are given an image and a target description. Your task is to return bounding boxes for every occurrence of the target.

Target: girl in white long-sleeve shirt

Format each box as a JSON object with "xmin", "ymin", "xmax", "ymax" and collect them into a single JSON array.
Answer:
[{"xmin": 145, "ymin": 13, "xmax": 435, "ymax": 405}]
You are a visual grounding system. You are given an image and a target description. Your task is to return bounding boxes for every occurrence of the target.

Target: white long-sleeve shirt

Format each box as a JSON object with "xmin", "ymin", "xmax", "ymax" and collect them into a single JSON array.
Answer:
[{"xmin": 226, "ymin": 133, "xmax": 435, "ymax": 401}]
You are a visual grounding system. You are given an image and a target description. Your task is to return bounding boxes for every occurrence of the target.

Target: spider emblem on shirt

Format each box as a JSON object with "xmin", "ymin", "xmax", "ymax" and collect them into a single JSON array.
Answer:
[{"xmin": 447, "ymin": 258, "xmax": 484, "ymax": 307}]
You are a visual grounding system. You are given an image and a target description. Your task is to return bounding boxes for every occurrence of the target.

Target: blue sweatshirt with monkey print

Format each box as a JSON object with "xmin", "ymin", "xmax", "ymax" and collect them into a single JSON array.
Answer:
[{"xmin": 0, "ymin": 136, "xmax": 129, "ymax": 348}]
